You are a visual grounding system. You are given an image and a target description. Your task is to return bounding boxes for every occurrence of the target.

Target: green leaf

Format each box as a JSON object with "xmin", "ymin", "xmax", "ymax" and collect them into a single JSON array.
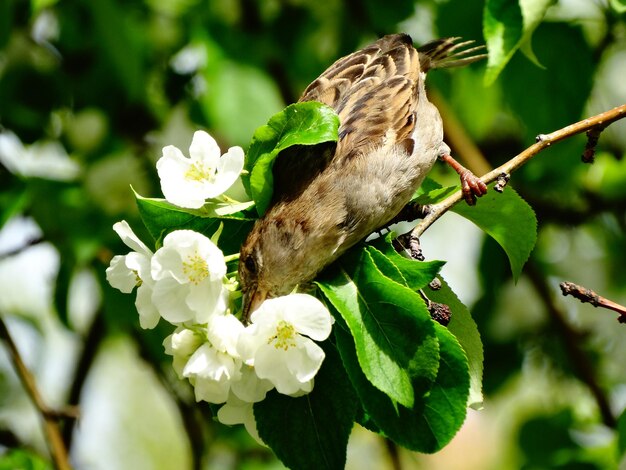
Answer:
[
  {"xmin": 412, "ymin": 178, "xmax": 458, "ymax": 205},
  {"xmin": 426, "ymin": 276, "xmax": 484, "ymax": 409},
  {"xmin": 243, "ymin": 102, "xmax": 340, "ymax": 215},
  {"xmin": 501, "ymin": 23, "xmax": 593, "ymax": 140},
  {"xmin": 134, "ymin": 193, "xmax": 254, "ymax": 254},
  {"xmin": 369, "ymin": 235, "xmax": 446, "ymax": 291},
  {"xmin": 254, "ymin": 341, "xmax": 356, "ymax": 470},
  {"xmin": 335, "ymin": 320, "xmax": 469, "ymax": 453},
  {"xmin": 453, "ymin": 186, "xmax": 536, "ymax": 281},
  {"xmin": 366, "ymin": 237, "xmax": 481, "ymax": 408},
  {"xmin": 483, "ymin": 0, "xmax": 557, "ymax": 85},
  {"xmin": 317, "ymin": 248, "xmax": 439, "ymax": 408}
]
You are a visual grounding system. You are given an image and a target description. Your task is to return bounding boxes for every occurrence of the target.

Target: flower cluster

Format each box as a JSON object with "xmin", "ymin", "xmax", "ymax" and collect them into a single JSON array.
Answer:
[{"xmin": 106, "ymin": 131, "xmax": 333, "ymax": 443}]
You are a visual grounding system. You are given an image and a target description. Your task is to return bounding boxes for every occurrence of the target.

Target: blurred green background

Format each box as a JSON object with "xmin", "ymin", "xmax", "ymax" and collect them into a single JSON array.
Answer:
[{"xmin": 1, "ymin": 0, "xmax": 626, "ymax": 468}]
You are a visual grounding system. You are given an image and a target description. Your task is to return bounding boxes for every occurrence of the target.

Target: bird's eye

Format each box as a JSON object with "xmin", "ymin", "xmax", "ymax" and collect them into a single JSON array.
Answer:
[{"xmin": 243, "ymin": 255, "xmax": 257, "ymax": 275}]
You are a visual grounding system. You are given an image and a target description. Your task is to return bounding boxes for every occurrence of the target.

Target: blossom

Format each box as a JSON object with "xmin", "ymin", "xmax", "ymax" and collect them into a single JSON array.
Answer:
[
  {"xmin": 181, "ymin": 314, "xmax": 244, "ymax": 404},
  {"xmin": 206, "ymin": 310, "xmax": 273, "ymax": 404},
  {"xmin": 156, "ymin": 130, "xmax": 244, "ymax": 209},
  {"xmin": 106, "ymin": 221, "xmax": 159, "ymax": 329},
  {"xmin": 163, "ymin": 327, "xmax": 204, "ymax": 377},
  {"xmin": 238, "ymin": 294, "xmax": 333, "ymax": 396},
  {"xmin": 184, "ymin": 342, "xmax": 241, "ymax": 404},
  {"xmin": 0, "ymin": 130, "xmax": 80, "ymax": 181},
  {"xmin": 151, "ymin": 230, "xmax": 229, "ymax": 325},
  {"xmin": 217, "ymin": 394, "xmax": 263, "ymax": 445}
]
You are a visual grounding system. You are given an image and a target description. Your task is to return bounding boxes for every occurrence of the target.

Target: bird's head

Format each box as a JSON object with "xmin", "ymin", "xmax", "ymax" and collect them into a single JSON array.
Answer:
[{"xmin": 238, "ymin": 213, "xmax": 316, "ymax": 323}]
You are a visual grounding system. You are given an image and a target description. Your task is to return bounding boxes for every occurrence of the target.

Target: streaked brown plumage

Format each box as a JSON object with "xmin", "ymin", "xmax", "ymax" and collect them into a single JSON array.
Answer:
[{"xmin": 239, "ymin": 34, "xmax": 486, "ymax": 320}]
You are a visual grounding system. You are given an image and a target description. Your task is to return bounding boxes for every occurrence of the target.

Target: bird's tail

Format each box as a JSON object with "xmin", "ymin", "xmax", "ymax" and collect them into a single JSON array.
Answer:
[{"xmin": 417, "ymin": 37, "xmax": 486, "ymax": 71}]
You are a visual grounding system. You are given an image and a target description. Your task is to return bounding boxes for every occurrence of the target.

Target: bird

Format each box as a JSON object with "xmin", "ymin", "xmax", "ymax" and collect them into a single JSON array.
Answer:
[{"xmin": 239, "ymin": 33, "xmax": 487, "ymax": 321}]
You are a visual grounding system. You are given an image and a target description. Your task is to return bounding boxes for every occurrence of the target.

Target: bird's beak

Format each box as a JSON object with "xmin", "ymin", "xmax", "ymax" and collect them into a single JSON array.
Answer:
[{"xmin": 242, "ymin": 286, "xmax": 267, "ymax": 324}]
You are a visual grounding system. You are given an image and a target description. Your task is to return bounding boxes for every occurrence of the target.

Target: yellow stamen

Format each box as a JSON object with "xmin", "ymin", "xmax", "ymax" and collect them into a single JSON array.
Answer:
[
  {"xmin": 184, "ymin": 161, "xmax": 215, "ymax": 182},
  {"xmin": 182, "ymin": 252, "xmax": 209, "ymax": 285},
  {"xmin": 269, "ymin": 320, "xmax": 297, "ymax": 351}
]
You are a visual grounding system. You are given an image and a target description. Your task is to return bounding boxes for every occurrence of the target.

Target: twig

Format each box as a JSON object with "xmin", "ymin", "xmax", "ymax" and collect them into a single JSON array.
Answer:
[
  {"xmin": 0, "ymin": 316, "xmax": 72, "ymax": 469},
  {"xmin": 560, "ymin": 281, "xmax": 626, "ymax": 324},
  {"xmin": 411, "ymin": 104, "xmax": 626, "ymax": 237},
  {"xmin": 526, "ymin": 265, "xmax": 616, "ymax": 428}
]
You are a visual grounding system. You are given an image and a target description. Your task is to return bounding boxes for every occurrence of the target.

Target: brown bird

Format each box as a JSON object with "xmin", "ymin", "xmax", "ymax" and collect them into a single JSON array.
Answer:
[{"xmin": 239, "ymin": 34, "xmax": 487, "ymax": 320}]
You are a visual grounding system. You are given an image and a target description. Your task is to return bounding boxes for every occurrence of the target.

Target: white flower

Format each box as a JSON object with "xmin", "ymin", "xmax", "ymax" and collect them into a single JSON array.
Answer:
[
  {"xmin": 151, "ymin": 230, "xmax": 229, "ymax": 325},
  {"xmin": 163, "ymin": 327, "xmax": 204, "ymax": 377},
  {"xmin": 207, "ymin": 315, "xmax": 273, "ymax": 404},
  {"xmin": 0, "ymin": 131, "xmax": 80, "ymax": 181},
  {"xmin": 181, "ymin": 314, "xmax": 244, "ymax": 404},
  {"xmin": 106, "ymin": 221, "xmax": 159, "ymax": 329},
  {"xmin": 184, "ymin": 342, "xmax": 241, "ymax": 404},
  {"xmin": 230, "ymin": 364, "xmax": 273, "ymax": 403},
  {"xmin": 156, "ymin": 130, "xmax": 244, "ymax": 209},
  {"xmin": 217, "ymin": 394, "xmax": 264, "ymax": 445},
  {"xmin": 238, "ymin": 294, "xmax": 333, "ymax": 396}
]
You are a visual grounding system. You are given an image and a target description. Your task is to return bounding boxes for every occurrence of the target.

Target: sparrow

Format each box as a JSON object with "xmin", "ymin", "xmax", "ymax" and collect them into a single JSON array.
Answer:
[{"xmin": 239, "ymin": 34, "xmax": 487, "ymax": 321}]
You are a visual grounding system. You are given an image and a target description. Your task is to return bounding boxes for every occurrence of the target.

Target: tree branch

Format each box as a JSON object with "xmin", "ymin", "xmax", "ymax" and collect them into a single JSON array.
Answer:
[
  {"xmin": 0, "ymin": 316, "xmax": 73, "ymax": 470},
  {"xmin": 560, "ymin": 281, "xmax": 626, "ymax": 324},
  {"xmin": 411, "ymin": 104, "xmax": 626, "ymax": 237}
]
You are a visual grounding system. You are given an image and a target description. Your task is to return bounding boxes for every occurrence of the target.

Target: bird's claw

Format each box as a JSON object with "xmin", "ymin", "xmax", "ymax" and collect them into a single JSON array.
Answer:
[
  {"xmin": 439, "ymin": 153, "xmax": 487, "ymax": 206},
  {"xmin": 459, "ymin": 169, "xmax": 488, "ymax": 206}
]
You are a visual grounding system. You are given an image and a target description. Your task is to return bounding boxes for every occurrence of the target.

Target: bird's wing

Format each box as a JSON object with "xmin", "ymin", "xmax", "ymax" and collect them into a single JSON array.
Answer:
[
  {"xmin": 299, "ymin": 33, "xmax": 421, "ymax": 160},
  {"xmin": 271, "ymin": 34, "xmax": 421, "ymax": 203}
]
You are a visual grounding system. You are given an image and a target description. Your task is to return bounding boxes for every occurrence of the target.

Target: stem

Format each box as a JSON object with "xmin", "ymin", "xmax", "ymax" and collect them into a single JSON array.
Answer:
[
  {"xmin": 560, "ymin": 281, "xmax": 626, "ymax": 324},
  {"xmin": 224, "ymin": 253, "xmax": 240, "ymax": 263},
  {"xmin": 0, "ymin": 316, "xmax": 72, "ymax": 469},
  {"xmin": 411, "ymin": 104, "xmax": 626, "ymax": 237}
]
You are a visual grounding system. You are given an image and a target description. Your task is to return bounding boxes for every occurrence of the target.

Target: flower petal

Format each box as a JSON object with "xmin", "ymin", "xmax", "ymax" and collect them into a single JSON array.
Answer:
[
  {"xmin": 106, "ymin": 255, "xmax": 137, "ymax": 293},
  {"xmin": 136, "ymin": 284, "xmax": 160, "ymax": 329},
  {"xmin": 193, "ymin": 378, "xmax": 230, "ymax": 404},
  {"xmin": 189, "ymin": 130, "xmax": 220, "ymax": 167},
  {"xmin": 289, "ymin": 335, "xmax": 325, "ymax": 383},
  {"xmin": 284, "ymin": 294, "xmax": 333, "ymax": 341},
  {"xmin": 217, "ymin": 396, "xmax": 264, "ymax": 445},
  {"xmin": 152, "ymin": 277, "xmax": 194, "ymax": 323},
  {"xmin": 164, "ymin": 327, "xmax": 205, "ymax": 377},
  {"xmin": 124, "ymin": 252, "xmax": 152, "ymax": 285},
  {"xmin": 157, "ymin": 145, "xmax": 208, "ymax": 209},
  {"xmin": 204, "ymin": 146, "xmax": 245, "ymax": 198},
  {"xmin": 113, "ymin": 220, "xmax": 152, "ymax": 256},
  {"xmin": 231, "ymin": 365, "xmax": 274, "ymax": 403},
  {"xmin": 151, "ymin": 245, "xmax": 186, "ymax": 283},
  {"xmin": 207, "ymin": 313, "xmax": 244, "ymax": 357},
  {"xmin": 184, "ymin": 343, "xmax": 241, "ymax": 404}
]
